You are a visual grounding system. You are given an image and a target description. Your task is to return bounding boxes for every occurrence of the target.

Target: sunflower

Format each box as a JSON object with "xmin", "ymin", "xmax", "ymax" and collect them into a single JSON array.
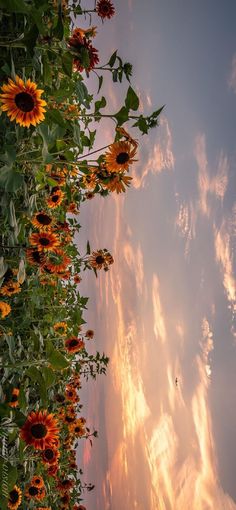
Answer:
[
  {"xmin": 53, "ymin": 321, "xmax": 67, "ymax": 335},
  {"xmin": 85, "ymin": 329, "xmax": 94, "ymax": 340},
  {"xmin": 65, "ymin": 337, "xmax": 85, "ymax": 354},
  {"xmin": 29, "ymin": 232, "xmax": 60, "ymax": 252},
  {"xmin": 31, "ymin": 475, "xmax": 45, "ymax": 488},
  {"xmin": 69, "ymin": 419, "xmax": 85, "ymax": 437},
  {"xmin": 0, "ymin": 300, "xmax": 11, "ymax": 318},
  {"xmin": 31, "ymin": 211, "xmax": 54, "ymax": 230},
  {"xmin": 65, "ymin": 386, "xmax": 79, "ymax": 403},
  {"xmin": 68, "ymin": 28, "xmax": 99, "ymax": 73},
  {"xmin": 47, "ymin": 464, "xmax": 58, "ymax": 478},
  {"xmin": 96, "ymin": 0, "xmax": 115, "ymax": 19},
  {"xmin": 8, "ymin": 485, "xmax": 22, "ymax": 510},
  {"xmin": 42, "ymin": 446, "xmax": 60, "ymax": 465},
  {"xmin": 105, "ymin": 141, "xmax": 137, "ymax": 172},
  {"xmin": 9, "ymin": 388, "xmax": 19, "ymax": 408},
  {"xmin": 20, "ymin": 410, "xmax": 59, "ymax": 450},
  {"xmin": 26, "ymin": 248, "xmax": 46, "ymax": 266},
  {"xmin": 88, "ymin": 249, "xmax": 114, "ymax": 270},
  {"xmin": 85, "ymin": 192, "xmax": 95, "ymax": 200},
  {"xmin": 0, "ymin": 76, "xmax": 47, "ymax": 127},
  {"xmin": 74, "ymin": 274, "xmax": 81, "ymax": 284},
  {"xmin": 67, "ymin": 202, "xmax": 79, "ymax": 214},
  {"xmin": 43, "ymin": 248, "xmax": 71, "ymax": 274},
  {"xmin": 60, "ymin": 493, "xmax": 70, "ymax": 507},
  {"xmin": 47, "ymin": 189, "xmax": 65, "ymax": 208},
  {"xmin": 57, "ymin": 479, "xmax": 75, "ymax": 493},
  {"xmin": 103, "ymin": 173, "xmax": 133, "ymax": 193},
  {"xmin": 25, "ymin": 484, "xmax": 46, "ymax": 500},
  {"xmin": 0, "ymin": 281, "xmax": 21, "ymax": 297}
]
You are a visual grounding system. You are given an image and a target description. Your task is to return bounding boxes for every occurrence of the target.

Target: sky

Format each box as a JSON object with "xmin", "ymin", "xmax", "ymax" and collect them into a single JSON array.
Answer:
[{"xmin": 76, "ymin": 1, "xmax": 236, "ymax": 509}]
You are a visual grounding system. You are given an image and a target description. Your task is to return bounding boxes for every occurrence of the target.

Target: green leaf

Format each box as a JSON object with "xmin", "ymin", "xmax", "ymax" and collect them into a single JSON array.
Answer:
[
  {"xmin": 31, "ymin": 7, "xmax": 47, "ymax": 35},
  {"xmin": 48, "ymin": 349, "xmax": 69, "ymax": 370},
  {"xmin": 86, "ymin": 241, "xmax": 91, "ymax": 254},
  {"xmin": 0, "ymin": 166, "xmax": 24, "ymax": 192},
  {"xmin": 42, "ymin": 55, "xmax": 52, "ymax": 86},
  {"xmin": 45, "ymin": 109, "xmax": 65, "ymax": 128},
  {"xmin": 125, "ymin": 86, "xmax": 139, "ymax": 111},
  {"xmin": 0, "ymin": 257, "xmax": 8, "ymax": 279},
  {"xmin": 114, "ymin": 106, "xmax": 129, "ymax": 126},
  {"xmin": 108, "ymin": 50, "xmax": 117, "ymax": 67},
  {"xmin": 74, "ymin": 4, "xmax": 82, "ymax": 14},
  {"xmin": 13, "ymin": 410, "xmax": 26, "ymax": 427},
  {"xmin": 97, "ymin": 75, "xmax": 103, "ymax": 94},
  {"xmin": 0, "ymin": 0, "xmax": 29, "ymax": 13},
  {"xmin": 0, "ymin": 404, "xmax": 10, "ymax": 419},
  {"xmin": 53, "ymin": 8, "xmax": 64, "ymax": 40},
  {"xmin": 94, "ymin": 96, "xmax": 106, "ymax": 113},
  {"xmin": 7, "ymin": 464, "xmax": 17, "ymax": 491},
  {"xmin": 21, "ymin": 24, "xmax": 39, "ymax": 55},
  {"xmin": 61, "ymin": 52, "xmax": 73, "ymax": 77},
  {"xmin": 41, "ymin": 366, "xmax": 55, "ymax": 388},
  {"xmin": 18, "ymin": 387, "xmax": 27, "ymax": 411},
  {"xmin": 132, "ymin": 116, "xmax": 148, "ymax": 134}
]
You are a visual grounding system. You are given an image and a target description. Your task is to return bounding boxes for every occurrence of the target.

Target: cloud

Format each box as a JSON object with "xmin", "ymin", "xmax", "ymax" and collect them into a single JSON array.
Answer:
[
  {"xmin": 152, "ymin": 274, "xmax": 167, "ymax": 343},
  {"xmin": 132, "ymin": 117, "xmax": 175, "ymax": 188},
  {"xmin": 214, "ymin": 219, "xmax": 236, "ymax": 311},
  {"xmin": 200, "ymin": 318, "xmax": 214, "ymax": 379},
  {"xmin": 175, "ymin": 200, "xmax": 197, "ymax": 256},
  {"xmin": 194, "ymin": 134, "xmax": 228, "ymax": 216},
  {"xmin": 229, "ymin": 54, "xmax": 236, "ymax": 93}
]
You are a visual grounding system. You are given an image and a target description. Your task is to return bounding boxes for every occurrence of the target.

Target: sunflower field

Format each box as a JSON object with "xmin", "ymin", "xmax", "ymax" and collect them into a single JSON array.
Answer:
[{"xmin": 0, "ymin": 1, "xmax": 163, "ymax": 509}]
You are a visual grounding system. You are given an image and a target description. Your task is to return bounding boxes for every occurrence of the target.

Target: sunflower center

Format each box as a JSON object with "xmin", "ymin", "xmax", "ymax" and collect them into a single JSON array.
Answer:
[
  {"xmin": 29, "ymin": 486, "xmax": 39, "ymax": 496},
  {"xmin": 9, "ymin": 490, "xmax": 19, "ymax": 504},
  {"xmin": 36, "ymin": 213, "xmax": 52, "ymax": 225},
  {"xmin": 44, "ymin": 448, "xmax": 54, "ymax": 460},
  {"xmin": 116, "ymin": 152, "xmax": 129, "ymax": 164},
  {"xmin": 34, "ymin": 478, "xmax": 41, "ymax": 485},
  {"xmin": 31, "ymin": 423, "xmax": 47, "ymax": 438},
  {"xmin": 95, "ymin": 255, "xmax": 105, "ymax": 264},
  {"xmin": 69, "ymin": 339, "xmax": 79, "ymax": 347},
  {"xmin": 32, "ymin": 250, "xmax": 42, "ymax": 263},
  {"xmin": 52, "ymin": 194, "xmax": 59, "ymax": 203},
  {"xmin": 15, "ymin": 92, "xmax": 35, "ymax": 112},
  {"xmin": 11, "ymin": 394, "xmax": 18, "ymax": 402},
  {"xmin": 39, "ymin": 237, "xmax": 50, "ymax": 246}
]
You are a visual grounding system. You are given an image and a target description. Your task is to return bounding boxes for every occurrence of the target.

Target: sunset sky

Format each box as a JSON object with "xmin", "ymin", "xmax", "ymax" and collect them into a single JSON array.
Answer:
[{"xmin": 77, "ymin": 1, "xmax": 236, "ymax": 509}]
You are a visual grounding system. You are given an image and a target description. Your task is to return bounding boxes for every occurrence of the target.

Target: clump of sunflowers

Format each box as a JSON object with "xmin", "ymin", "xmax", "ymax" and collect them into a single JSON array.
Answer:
[{"xmin": 0, "ymin": 0, "xmax": 162, "ymax": 508}]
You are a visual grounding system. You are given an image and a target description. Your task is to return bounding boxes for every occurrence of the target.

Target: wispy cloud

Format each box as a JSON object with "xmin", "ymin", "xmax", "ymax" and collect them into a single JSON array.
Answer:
[
  {"xmin": 175, "ymin": 200, "xmax": 197, "ymax": 256},
  {"xmin": 152, "ymin": 274, "xmax": 167, "ymax": 343},
  {"xmin": 132, "ymin": 117, "xmax": 175, "ymax": 188},
  {"xmin": 194, "ymin": 134, "xmax": 228, "ymax": 216},
  {"xmin": 228, "ymin": 54, "xmax": 236, "ymax": 93},
  {"xmin": 214, "ymin": 218, "xmax": 236, "ymax": 312}
]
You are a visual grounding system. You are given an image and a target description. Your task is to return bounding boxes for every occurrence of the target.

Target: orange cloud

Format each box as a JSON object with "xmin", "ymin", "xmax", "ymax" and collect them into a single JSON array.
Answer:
[
  {"xmin": 152, "ymin": 274, "xmax": 167, "ymax": 343},
  {"xmin": 214, "ymin": 220, "xmax": 236, "ymax": 310}
]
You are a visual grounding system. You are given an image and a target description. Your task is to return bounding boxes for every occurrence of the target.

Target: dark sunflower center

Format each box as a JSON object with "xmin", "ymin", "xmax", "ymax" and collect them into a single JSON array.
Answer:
[
  {"xmin": 9, "ymin": 490, "xmax": 19, "ymax": 504},
  {"xmin": 36, "ymin": 213, "xmax": 52, "ymax": 225},
  {"xmin": 11, "ymin": 394, "xmax": 18, "ymax": 402},
  {"xmin": 102, "ymin": 5, "xmax": 109, "ymax": 13},
  {"xmin": 15, "ymin": 92, "xmax": 35, "ymax": 112},
  {"xmin": 75, "ymin": 426, "xmax": 81, "ymax": 432},
  {"xmin": 95, "ymin": 255, "xmax": 105, "ymax": 264},
  {"xmin": 32, "ymin": 250, "xmax": 42, "ymax": 263},
  {"xmin": 116, "ymin": 152, "xmax": 129, "ymax": 164},
  {"xmin": 44, "ymin": 448, "xmax": 54, "ymax": 460},
  {"xmin": 69, "ymin": 339, "xmax": 79, "ymax": 347},
  {"xmin": 8, "ymin": 286, "xmax": 14, "ymax": 292},
  {"xmin": 31, "ymin": 423, "xmax": 47, "ymax": 438},
  {"xmin": 52, "ymin": 194, "xmax": 59, "ymax": 203},
  {"xmin": 65, "ymin": 415, "xmax": 74, "ymax": 423},
  {"xmin": 29, "ymin": 486, "xmax": 38, "ymax": 496},
  {"xmin": 34, "ymin": 478, "xmax": 41, "ymax": 485},
  {"xmin": 39, "ymin": 237, "xmax": 50, "ymax": 246}
]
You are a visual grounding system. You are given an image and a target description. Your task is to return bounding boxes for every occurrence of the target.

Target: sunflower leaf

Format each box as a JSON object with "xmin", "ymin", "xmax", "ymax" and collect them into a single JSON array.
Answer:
[
  {"xmin": 0, "ymin": 0, "xmax": 29, "ymax": 13},
  {"xmin": 125, "ymin": 86, "xmax": 139, "ymax": 111},
  {"xmin": 61, "ymin": 52, "xmax": 74, "ymax": 77},
  {"xmin": 0, "ymin": 166, "xmax": 24, "ymax": 192},
  {"xmin": 114, "ymin": 106, "xmax": 129, "ymax": 126},
  {"xmin": 108, "ymin": 50, "xmax": 117, "ymax": 68},
  {"xmin": 48, "ymin": 349, "xmax": 70, "ymax": 370}
]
